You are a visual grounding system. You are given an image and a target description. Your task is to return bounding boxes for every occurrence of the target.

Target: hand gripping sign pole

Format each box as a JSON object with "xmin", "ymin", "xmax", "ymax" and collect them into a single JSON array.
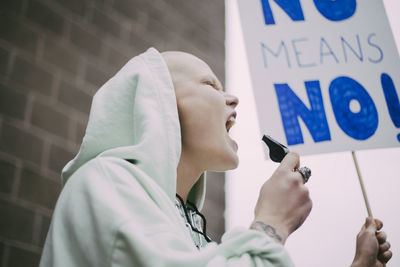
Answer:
[{"xmin": 351, "ymin": 151, "xmax": 373, "ymax": 217}]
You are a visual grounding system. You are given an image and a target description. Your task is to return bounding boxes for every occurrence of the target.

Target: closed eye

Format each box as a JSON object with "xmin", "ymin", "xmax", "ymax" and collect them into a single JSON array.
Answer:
[{"xmin": 203, "ymin": 80, "xmax": 220, "ymax": 91}]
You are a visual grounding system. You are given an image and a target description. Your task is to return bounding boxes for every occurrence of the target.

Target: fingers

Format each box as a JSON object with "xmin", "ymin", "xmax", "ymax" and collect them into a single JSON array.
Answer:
[
  {"xmin": 355, "ymin": 218, "xmax": 392, "ymax": 266},
  {"xmin": 374, "ymin": 218, "xmax": 383, "ymax": 231},
  {"xmin": 378, "ymin": 239, "xmax": 391, "ymax": 264},
  {"xmin": 374, "ymin": 220, "xmax": 392, "ymax": 265},
  {"xmin": 279, "ymin": 152, "xmax": 300, "ymax": 171},
  {"xmin": 276, "ymin": 152, "xmax": 308, "ymax": 187},
  {"xmin": 378, "ymin": 250, "xmax": 393, "ymax": 264},
  {"xmin": 290, "ymin": 170, "xmax": 306, "ymax": 186},
  {"xmin": 379, "ymin": 241, "xmax": 390, "ymax": 252},
  {"xmin": 376, "ymin": 231, "xmax": 387, "ymax": 244}
]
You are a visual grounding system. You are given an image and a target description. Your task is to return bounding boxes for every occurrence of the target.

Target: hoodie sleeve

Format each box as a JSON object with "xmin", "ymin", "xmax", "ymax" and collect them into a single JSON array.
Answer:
[
  {"xmin": 112, "ymin": 222, "xmax": 294, "ymax": 267},
  {"xmin": 40, "ymin": 157, "xmax": 293, "ymax": 267}
]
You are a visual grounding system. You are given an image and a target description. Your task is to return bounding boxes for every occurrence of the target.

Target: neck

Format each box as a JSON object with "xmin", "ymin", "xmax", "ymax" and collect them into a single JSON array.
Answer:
[{"xmin": 176, "ymin": 149, "xmax": 203, "ymax": 203}]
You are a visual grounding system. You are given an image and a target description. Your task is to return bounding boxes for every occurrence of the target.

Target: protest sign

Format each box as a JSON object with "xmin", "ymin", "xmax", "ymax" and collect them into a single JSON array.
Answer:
[{"xmin": 237, "ymin": 0, "xmax": 400, "ymax": 156}]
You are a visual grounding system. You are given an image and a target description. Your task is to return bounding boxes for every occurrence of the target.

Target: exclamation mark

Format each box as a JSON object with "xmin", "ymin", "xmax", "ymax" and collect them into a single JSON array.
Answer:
[{"xmin": 381, "ymin": 73, "xmax": 400, "ymax": 142}]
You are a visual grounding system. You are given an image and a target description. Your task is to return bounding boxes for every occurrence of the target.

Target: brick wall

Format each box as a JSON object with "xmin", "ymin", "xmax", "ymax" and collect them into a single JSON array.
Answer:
[{"xmin": 0, "ymin": 0, "xmax": 226, "ymax": 265}]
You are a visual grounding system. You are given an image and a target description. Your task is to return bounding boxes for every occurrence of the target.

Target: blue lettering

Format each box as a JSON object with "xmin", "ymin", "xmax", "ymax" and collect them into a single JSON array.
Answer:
[
  {"xmin": 320, "ymin": 37, "xmax": 339, "ymax": 64},
  {"xmin": 261, "ymin": 41, "xmax": 291, "ymax": 68},
  {"xmin": 381, "ymin": 73, "xmax": 400, "ymax": 142},
  {"xmin": 367, "ymin": 33, "xmax": 384, "ymax": 63},
  {"xmin": 292, "ymin": 38, "xmax": 316, "ymax": 68},
  {"xmin": 260, "ymin": 0, "xmax": 304, "ymax": 25},
  {"xmin": 274, "ymin": 81, "xmax": 331, "ymax": 145},
  {"xmin": 329, "ymin": 76, "xmax": 378, "ymax": 140},
  {"xmin": 341, "ymin": 35, "xmax": 363, "ymax": 62},
  {"xmin": 313, "ymin": 0, "xmax": 357, "ymax": 21}
]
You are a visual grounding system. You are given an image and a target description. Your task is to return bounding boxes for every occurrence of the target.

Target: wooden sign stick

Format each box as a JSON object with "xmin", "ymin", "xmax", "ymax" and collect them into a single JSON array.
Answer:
[{"xmin": 351, "ymin": 151, "xmax": 373, "ymax": 218}]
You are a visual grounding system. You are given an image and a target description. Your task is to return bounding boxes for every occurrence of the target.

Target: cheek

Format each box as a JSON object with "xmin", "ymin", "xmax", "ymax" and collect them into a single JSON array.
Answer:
[
  {"xmin": 178, "ymin": 100, "xmax": 239, "ymax": 171},
  {"xmin": 179, "ymin": 106, "xmax": 222, "ymax": 149},
  {"xmin": 177, "ymin": 91, "xmax": 237, "ymax": 170},
  {"xmin": 178, "ymin": 95, "xmax": 225, "ymax": 135}
]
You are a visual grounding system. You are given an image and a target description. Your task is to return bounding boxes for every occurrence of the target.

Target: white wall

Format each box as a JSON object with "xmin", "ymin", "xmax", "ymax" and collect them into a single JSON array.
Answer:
[{"xmin": 225, "ymin": 0, "xmax": 400, "ymax": 266}]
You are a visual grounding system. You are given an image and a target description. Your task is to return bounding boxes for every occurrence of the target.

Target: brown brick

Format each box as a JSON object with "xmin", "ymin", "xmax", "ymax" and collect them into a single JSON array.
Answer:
[
  {"xmin": 58, "ymin": 81, "xmax": 92, "ymax": 114},
  {"xmin": 132, "ymin": 3, "xmax": 174, "ymax": 42},
  {"xmin": 0, "ymin": 159, "xmax": 15, "ymax": 194},
  {"xmin": 139, "ymin": 3, "xmax": 199, "ymax": 45},
  {"xmin": 75, "ymin": 120, "xmax": 87, "ymax": 144},
  {"xmin": 48, "ymin": 144, "xmax": 75, "ymax": 173},
  {"xmin": 0, "ymin": 13, "xmax": 39, "ymax": 53},
  {"xmin": 70, "ymin": 23, "xmax": 102, "ymax": 57},
  {"xmin": 54, "ymin": 0, "xmax": 88, "ymax": 17},
  {"xmin": 85, "ymin": 64, "xmax": 109, "ymax": 87},
  {"xmin": 0, "ymin": 242, "xmax": 4, "ymax": 262},
  {"xmin": 92, "ymin": 9, "xmax": 121, "ymax": 39},
  {"xmin": 166, "ymin": 2, "xmax": 209, "ymax": 32},
  {"xmin": 26, "ymin": 0, "xmax": 64, "ymax": 35},
  {"xmin": 106, "ymin": 46, "xmax": 130, "ymax": 70},
  {"xmin": 18, "ymin": 168, "xmax": 60, "ymax": 209},
  {"xmin": 31, "ymin": 101, "xmax": 70, "ymax": 138},
  {"xmin": 39, "ymin": 215, "xmax": 51, "ymax": 247},
  {"xmin": 0, "ymin": 83, "xmax": 27, "ymax": 120},
  {"xmin": 10, "ymin": 57, "xmax": 53, "ymax": 95},
  {"xmin": 112, "ymin": 0, "xmax": 140, "ymax": 20},
  {"xmin": 0, "ymin": 199, "xmax": 35, "ymax": 243},
  {"xmin": 42, "ymin": 39, "xmax": 80, "ymax": 75},
  {"xmin": 0, "ymin": 0, "xmax": 25, "ymax": 14},
  {"xmin": 129, "ymin": 32, "xmax": 152, "ymax": 54},
  {"xmin": 8, "ymin": 246, "xmax": 40, "ymax": 267},
  {"xmin": 0, "ymin": 46, "xmax": 10, "ymax": 74},
  {"xmin": 0, "ymin": 122, "xmax": 43, "ymax": 165},
  {"xmin": 179, "ymin": 26, "xmax": 210, "ymax": 52}
]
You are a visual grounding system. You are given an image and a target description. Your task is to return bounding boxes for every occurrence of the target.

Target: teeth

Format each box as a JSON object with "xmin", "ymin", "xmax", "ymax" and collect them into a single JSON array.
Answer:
[{"xmin": 226, "ymin": 117, "xmax": 236, "ymax": 132}]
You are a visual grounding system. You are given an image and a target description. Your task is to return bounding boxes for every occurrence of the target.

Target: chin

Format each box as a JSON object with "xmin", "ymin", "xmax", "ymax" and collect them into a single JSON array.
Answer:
[
  {"xmin": 210, "ymin": 152, "xmax": 239, "ymax": 171},
  {"xmin": 227, "ymin": 155, "xmax": 239, "ymax": 170}
]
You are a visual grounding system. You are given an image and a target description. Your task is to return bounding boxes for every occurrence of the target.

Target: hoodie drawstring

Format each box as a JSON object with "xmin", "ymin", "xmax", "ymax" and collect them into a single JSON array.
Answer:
[{"xmin": 175, "ymin": 193, "xmax": 212, "ymax": 244}]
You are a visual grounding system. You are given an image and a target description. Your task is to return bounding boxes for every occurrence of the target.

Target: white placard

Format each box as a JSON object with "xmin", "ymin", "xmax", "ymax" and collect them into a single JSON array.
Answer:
[{"xmin": 237, "ymin": 0, "xmax": 400, "ymax": 156}]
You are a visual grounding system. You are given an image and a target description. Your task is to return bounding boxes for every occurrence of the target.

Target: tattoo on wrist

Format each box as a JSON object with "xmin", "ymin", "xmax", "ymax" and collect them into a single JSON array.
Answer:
[{"xmin": 250, "ymin": 221, "xmax": 283, "ymax": 243}]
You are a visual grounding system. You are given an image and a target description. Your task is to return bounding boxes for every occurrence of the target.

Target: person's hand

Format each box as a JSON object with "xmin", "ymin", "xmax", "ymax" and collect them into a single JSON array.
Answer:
[
  {"xmin": 351, "ymin": 217, "xmax": 392, "ymax": 267},
  {"xmin": 250, "ymin": 152, "xmax": 312, "ymax": 244}
]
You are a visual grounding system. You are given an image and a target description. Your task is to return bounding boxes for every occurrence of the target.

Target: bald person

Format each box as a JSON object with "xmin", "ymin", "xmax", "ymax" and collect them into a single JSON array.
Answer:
[{"xmin": 40, "ymin": 48, "xmax": 391, "ymax": 267}]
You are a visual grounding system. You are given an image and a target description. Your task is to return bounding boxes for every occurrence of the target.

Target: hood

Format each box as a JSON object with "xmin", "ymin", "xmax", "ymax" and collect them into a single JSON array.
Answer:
[{"xmin": 61, "ymin": 48, "xmax": 206, "ymax": 210}]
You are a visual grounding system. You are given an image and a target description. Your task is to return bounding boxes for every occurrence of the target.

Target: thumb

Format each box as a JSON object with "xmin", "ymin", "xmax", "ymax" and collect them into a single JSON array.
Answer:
[
  {"xmin": 365, "ymin": 217, "xmax": 377, "ymax": 233},
  {"xmin": 279, "ymin": 152, "xmax": 300, "ymax": 171}
]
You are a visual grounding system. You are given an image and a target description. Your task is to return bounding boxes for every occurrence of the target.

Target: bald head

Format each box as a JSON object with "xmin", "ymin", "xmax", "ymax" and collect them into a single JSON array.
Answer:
[{"xmin": 161, "ymin": 51, "xmax": 222, "ymax": 91}]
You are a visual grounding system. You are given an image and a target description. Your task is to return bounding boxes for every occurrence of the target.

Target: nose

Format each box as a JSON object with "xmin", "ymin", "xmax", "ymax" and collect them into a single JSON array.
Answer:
[{"xmin": 225, "ymin": 93, "xmax": 239, "ymax": 109}]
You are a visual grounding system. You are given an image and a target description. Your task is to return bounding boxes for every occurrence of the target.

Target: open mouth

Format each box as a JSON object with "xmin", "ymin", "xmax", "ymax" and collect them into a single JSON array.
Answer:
[{"xmin": 226, "ymin": 116, "xmax": 236, "ymax": 132}]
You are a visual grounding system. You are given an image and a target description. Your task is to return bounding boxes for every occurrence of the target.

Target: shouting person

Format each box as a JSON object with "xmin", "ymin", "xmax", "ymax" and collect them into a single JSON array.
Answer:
[{"xmin": 40, "ymin": 48, "xmax": 391, "ymax": 267}]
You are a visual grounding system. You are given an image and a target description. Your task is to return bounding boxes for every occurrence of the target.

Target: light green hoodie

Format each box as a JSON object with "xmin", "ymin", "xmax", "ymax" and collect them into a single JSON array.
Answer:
[{"xmin": 39, "ymin": 48, "xmax": 294, "ymax": 267}]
